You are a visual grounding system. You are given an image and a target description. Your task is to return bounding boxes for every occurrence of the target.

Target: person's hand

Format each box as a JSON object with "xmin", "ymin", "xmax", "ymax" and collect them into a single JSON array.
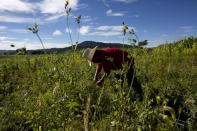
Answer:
[
  {"xmin": 93, "ymin": 77, "xmax": 98, "ymax": 83},
  {"xmin": 96, "ymin": 80, "xmax": 103, "ymax": 86},
  {"xmin": 93, "ymin": 78, "xmax": 97, "ymax": 83}
]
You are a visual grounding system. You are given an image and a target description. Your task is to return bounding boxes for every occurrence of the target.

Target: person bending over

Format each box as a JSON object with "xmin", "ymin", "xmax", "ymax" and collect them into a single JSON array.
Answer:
[{"xmin": 82, "ymin": 46, "xmax": 142, "ymax": 96}]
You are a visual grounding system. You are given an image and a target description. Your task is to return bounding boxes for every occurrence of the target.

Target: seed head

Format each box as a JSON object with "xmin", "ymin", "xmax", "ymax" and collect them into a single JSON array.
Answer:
[
  {"xmin": 122, "ymin": 21, "xmax": 125, "ymax": 25},
  {"xmin": 129, "ymin": 28, "xmax": 135, "ymax": 34},
  {"xmin": 26, "ymin": 27, "xmax": 32, "ymax": 31},
  {"xmin": 75, "ymin": 15, "xmax": 81, "ymax": 24}
]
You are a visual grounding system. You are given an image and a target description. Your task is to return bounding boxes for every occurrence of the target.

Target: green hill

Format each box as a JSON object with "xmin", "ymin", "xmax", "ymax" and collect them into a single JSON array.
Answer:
[{"xmin": 0, "ymin": 41, "xmax": 134, "ymax": 54}]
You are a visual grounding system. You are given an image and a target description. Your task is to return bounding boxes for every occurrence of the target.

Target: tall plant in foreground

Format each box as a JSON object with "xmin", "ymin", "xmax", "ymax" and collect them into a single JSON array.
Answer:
[
  {"xmin": 122, "ymin": 21, "xmax": 139, "ymax": 46},
  {"xmin": 26, "ymin": 23, "xmax": 46, "ymax": 54},
  {"xmin": 65, "ymin": 0, "xmax": 81, "ymax": 50},
  {"xmin": 75, "ymin": 15, "xmax": 81, "ymax": 50}
]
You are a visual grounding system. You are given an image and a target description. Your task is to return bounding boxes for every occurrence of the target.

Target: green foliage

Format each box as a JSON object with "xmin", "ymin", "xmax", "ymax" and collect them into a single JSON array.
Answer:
[
  {"xmin": 0, "ymin": 38, "xmax": 197, "ymax": 130},
  {"xmin": 138, "ymin": 40, "xmax": 148, "ymax": 47},
  {"xmin": 16, "ymin": 47, "xmax": 27, "ymax": 55}
]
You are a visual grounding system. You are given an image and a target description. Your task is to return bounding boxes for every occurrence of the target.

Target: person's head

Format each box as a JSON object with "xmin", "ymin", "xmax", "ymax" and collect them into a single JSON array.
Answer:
[
  {"xmin": 92, "ymin": 50, "xmax": 101, "ymax": 63},
  {"xmin": 82, "ymin": 46, "xmax": 100, "ymax": 66}
]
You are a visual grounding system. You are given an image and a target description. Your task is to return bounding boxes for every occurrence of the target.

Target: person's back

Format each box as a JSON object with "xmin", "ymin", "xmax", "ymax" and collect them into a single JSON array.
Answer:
[{"xmin": 96, "ymin": 48, "xmax": 134, "ymax": 73}]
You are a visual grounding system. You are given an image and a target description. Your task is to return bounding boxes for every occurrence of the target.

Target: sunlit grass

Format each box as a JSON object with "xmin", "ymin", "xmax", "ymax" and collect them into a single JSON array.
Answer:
[{"xmin": 0, "ymin": 37, "xmax": 196, "ymax": 130}]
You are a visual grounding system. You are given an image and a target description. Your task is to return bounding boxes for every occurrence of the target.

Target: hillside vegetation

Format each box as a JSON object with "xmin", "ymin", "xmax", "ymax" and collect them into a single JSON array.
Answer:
[
  {"xmin": 0, "ymin": 41, "xmax": 133, "ymax": 55},
  {"xmin": 0, "ymin": 37, "xmax": 197, "ymax": 130}
]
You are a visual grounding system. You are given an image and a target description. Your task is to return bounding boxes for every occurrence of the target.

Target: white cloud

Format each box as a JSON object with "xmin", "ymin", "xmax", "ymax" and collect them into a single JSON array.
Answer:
[
  {"xmin": 9, "ymin": 29, "xmax": 29, "ymax": 34},
  {"xmin": 81, "ymin": 16, "xmax": 92, "ymax": 23},
  {"xmin": 79, "ymin": 26, "xmax": 90, "ymax": 35},
  {"xmin": 179, "ymin": 26, "xmax": 193, "ymax": 33},
  {"xmin": 161, "ymin": 34, "xmax": 168, "ymax": 37},
  {"xmin": 0, "ymin": 26, "xmax": 7, "ymax": 30},
  {"xmin": 0, "ymin": 0, "xmax": 35, "ymax": 13},
  {"xmin": 0, "ymin": 25, "xmax": 30, "ymax": 34},
  {"xmin": 89, "ymin": 31, "xmax": 121, "ymax": 36},
  {"xmin": 0, "ymin": 0, "xmax": 81, "ymax": 24},
  {"xmin": 106, "ymin": 9, "xmax": 124, "ymax": 16},
  {"xmin": 0, "ymin": 15, "xmax": 34, "ymax": 23},
  {"xmin": 112, "ymin": 0, "xmax": 138, "ymax": 3},
  {"xmin": 106, "ymin": 9, "xmax": 112, "ymax": 14},
  {"xmin": 96, "ymin": 25, "xmax": 136, "ymax": 32},
  {"xmin": 45, "ymin": 13, "xmax": 65, "ymax": 21},
  {"xmin": 148, "ymin": 39, "xmax": 175, "ymax": 47},
  {"xmin": 96, "ymin": 26, "xmax": 122, "ymax": 31},
  {"xmin": 88, "ymin": 25, "xmax": 136, "ymax": 37},
  {"xmin": 65, "ymin": 28, "xmax": 72, "ymax": 33},
  {"xmin": 0, "ymin": 14, "xmax": 65, "ymax": 24},
  {"xmin": 53, "ymin": 30, "xmax": 62, "ymax": 36},
  {"xmin": 144, "ymin": 30, "xmax": 148, "ymax": 33},
  {"xmin": 24, "ymin": 42, "xmax": 70, "ymax": 50},
  {"xmin": 0, "ymin": 41, "xmax": 70, "ymax": 50},
  {"xmin": 39, "ymin": 0, "xmax": 78, "ymax": 14},
  {"xmin": 0, "ymin": 36, "xmax": 16, "ymax": 41},
  {"xmin": 0, "ymin": 37, "xmax": 8, "ymax": 41}
]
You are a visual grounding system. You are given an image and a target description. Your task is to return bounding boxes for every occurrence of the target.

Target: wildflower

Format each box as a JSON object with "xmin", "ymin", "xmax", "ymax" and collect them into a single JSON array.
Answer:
[
  {"xmin": 65, "ymin": 0, "xmax": 69, "ymax": 9},
  {"xmin": 26, "ymin": 23, "xmax": 38, "ymax": 34},
  {"xmin": 75, "ymin": 15, "xmax": 81, "ymax": 24},
  {"xmin": 26, "ymin": 27, "xmax": 32, "ymax": 31},
  {"xmin": 129, "ymin": 28, "xmax": 135, "ymax": 34},
  {"xmin": 26, "ymin": 23, "xmax": 46, "ymax": 53},
  {"xmin": 163, "ymin": 100, "xmax": 167, "ymax": 105},
  {"xmin": 123, "ymin": 25, "xmax": 128, "ymax": 30},
  {"xmin": 123, "ymin": 25, "xmax": 128, "ymax": 36},
  {"xmin": 66, "ymin": 8, "xmax": 71, "ymax": 15}
]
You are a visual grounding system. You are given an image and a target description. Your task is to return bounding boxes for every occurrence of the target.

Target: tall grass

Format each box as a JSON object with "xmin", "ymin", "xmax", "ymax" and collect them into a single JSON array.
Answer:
[{"xmin": 0, "ymin": 37, "xmax": 196, "ymax": 130}]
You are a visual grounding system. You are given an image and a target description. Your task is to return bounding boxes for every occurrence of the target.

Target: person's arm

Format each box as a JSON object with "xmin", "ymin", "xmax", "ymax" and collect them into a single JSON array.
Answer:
[
  {"xmin": 93, "ymin": 63, "xmax": 102, "ymax": 83},
  {"xmin": 96, "ymin": 72, "xmax": 109, "ymax": 86}
]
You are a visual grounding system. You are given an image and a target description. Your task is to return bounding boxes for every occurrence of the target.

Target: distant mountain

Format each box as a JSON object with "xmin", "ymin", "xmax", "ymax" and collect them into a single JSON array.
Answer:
[
  {"xmin": 74, "ymin": 41, "xmax": 133, "ymax": 49},
  {"xmin": 0, "ymin": 41, "xmax": 134, "ymax": 54},
  {"xmin": 41, "ymin": 41, "xmax": 134, "ymax": 54},
  {"xmin": 0, "ymin": 41, "xmax": 132, "ymax": 54},
  {"xmin": 0, "ymin": 50, "xmax": 16, "ymax": 54}
]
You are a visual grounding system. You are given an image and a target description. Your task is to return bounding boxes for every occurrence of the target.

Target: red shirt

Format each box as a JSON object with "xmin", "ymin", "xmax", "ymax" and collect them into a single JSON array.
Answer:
[{"xmin": 97, "ymin": 48, "xmax": 134, "ymax": 73}]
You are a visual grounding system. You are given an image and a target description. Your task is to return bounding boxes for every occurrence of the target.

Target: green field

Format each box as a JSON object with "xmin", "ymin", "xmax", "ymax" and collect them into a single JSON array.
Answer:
[{"xmin": 0, "ymin": 37, "xmax": 197, "ymax": 130}]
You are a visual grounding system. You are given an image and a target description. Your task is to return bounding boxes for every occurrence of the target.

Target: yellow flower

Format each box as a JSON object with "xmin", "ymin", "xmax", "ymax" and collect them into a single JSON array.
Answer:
[
  {"xmin": 123, "ymin": 25, "xmax": 128, "ymax": 30},
  {"xmin": 163, "ymin": 100, "xmax": 167, "ymax": 105},
  {"xmin": 66, "ymin": 0, "xmax": 69, "ymax": 3}
]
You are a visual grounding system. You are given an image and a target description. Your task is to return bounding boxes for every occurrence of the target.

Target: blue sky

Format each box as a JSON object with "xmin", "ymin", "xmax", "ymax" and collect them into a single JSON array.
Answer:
[{"xmin": 0, "ymin": 0, "xmax": 197, "ymax": 50}]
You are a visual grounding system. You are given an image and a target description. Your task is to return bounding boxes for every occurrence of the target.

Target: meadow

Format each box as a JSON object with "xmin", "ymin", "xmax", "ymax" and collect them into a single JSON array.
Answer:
[{"xmin": 0, "ymin": 37, "xmax": 197, "ymax": 130}]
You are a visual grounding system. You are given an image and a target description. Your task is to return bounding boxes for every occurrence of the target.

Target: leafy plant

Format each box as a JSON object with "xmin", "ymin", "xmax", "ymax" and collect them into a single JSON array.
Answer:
[
  {"xmin": 65, "ymin": 0, "xmax": 81, "ymax": 50},
  {"xmin": 26, "ymin": 23, "xmax": 47, "ymax": 54}
]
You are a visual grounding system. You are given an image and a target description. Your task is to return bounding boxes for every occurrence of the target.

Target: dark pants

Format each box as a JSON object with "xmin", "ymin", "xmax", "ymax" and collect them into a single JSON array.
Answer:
[{"xmin": 114, "ymin": 67, "xmax": 142, "ymax": 96}]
